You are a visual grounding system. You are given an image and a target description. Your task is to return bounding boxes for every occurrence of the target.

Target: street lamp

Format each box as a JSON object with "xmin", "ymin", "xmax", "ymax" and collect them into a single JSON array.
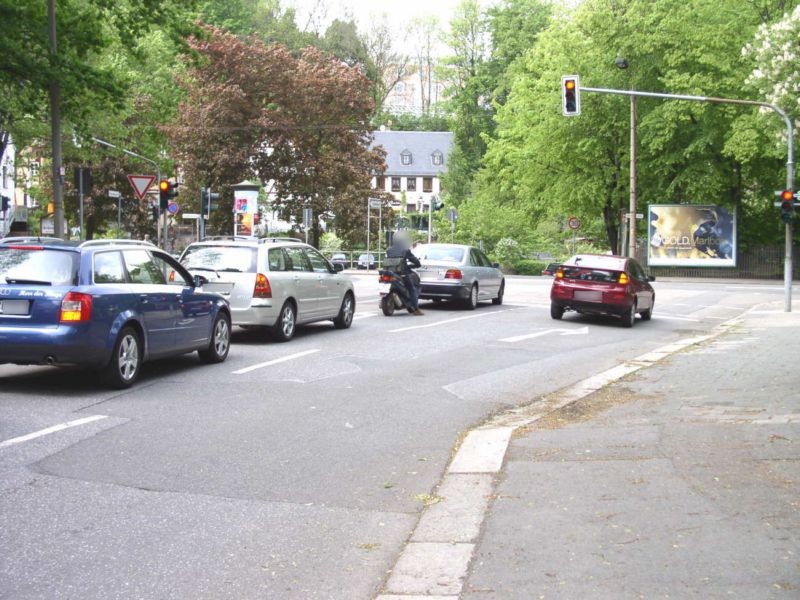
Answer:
[
  {"xmin": 616, "ymin": 57, "xmax": 637, "ymax": 258},
  {"xmin": 92, "ymin": 137, "xmax": 161, "ymax": 246}
]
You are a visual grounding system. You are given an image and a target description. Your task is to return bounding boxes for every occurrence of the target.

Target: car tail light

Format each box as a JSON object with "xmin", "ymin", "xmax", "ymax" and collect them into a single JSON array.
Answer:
[
  {"xmin": 60, "ymin": 292, "xmax": 92, "ymax": 323},
  {"xmin": 253, "ymin": 273, "xmax": 272, "ymax": 298},
  {"xmin": 618, "ymin": 272, "xmax": 630, "ymax": 284},
  {"xmin": 444, "ymin": 269, "xmax": 462, "ymax": 280},
  {"xmin": 8, "ymin": 245, "xmax": 44, "ymax": 250},
  {"xmin": 555, "ymin": 268, "xmax": 564, "ymax": 280},
  {"xmin": 379, "ymin": 273, "xmax": 393, "ymax": 283}
]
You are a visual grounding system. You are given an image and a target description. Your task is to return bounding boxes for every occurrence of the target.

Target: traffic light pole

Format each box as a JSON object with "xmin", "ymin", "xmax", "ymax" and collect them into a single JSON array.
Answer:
[{"xmin": 580, "ymin": 85, "xmax": 795, "ymax": 312}]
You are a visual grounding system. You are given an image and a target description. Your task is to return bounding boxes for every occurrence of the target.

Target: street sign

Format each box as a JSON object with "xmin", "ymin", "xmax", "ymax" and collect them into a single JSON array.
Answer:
[
  {"xmin": 568, "ymin": 216, "xmax": 581, "ymax": 230},
  {"xmin": 368, "ymin": 198, "xmax": 382, "ymax": 209},
  {"xmin": 302, "ymin": 207, "xmax": 313, "ymax": 228},
  {"xmin": 108, "ymin": 190, "xmax": 121, "ymax": 199},
  {"xmin": 167, "ymin": 202, "xmax": 179, "ymax": 215},
  {"xmin": 127, "ymin": 175, "xmax": 156, "ymax": 201},
  {"xmin": 447, "ymin": 207, "xmax": 458, "ymax": 222}
]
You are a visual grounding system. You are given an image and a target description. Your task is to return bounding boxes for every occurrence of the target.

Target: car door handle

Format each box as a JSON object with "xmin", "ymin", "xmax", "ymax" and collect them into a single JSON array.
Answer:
[{"xmin": 139, "ymin": 294, "xmax": 149, "ymax": 302}]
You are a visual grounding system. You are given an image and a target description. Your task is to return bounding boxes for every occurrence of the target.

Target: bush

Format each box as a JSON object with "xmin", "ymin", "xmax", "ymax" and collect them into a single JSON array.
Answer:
[{"xmin": 508, "ymin": 259, "xmax": 550, "ymax": 275}]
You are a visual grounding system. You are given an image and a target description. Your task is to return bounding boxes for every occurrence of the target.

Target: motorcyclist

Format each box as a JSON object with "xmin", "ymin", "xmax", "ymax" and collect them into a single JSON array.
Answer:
[{"xmin": 386, "ymin": 230, "xmax": 423, "ymax": 316}]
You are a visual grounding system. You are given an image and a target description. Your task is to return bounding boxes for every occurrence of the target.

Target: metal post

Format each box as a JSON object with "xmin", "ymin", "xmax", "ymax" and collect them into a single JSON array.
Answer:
[
  {"xmin": 366, "ymin": 199, "xmax": 371, "ymax": 271},
  {"xmin": 117, "ymin": 196, "xmax": 121, "ymax": 233},
  {"xmin": 78, "ymin": 168, "xmax": 84, "ymax": 240},
  {"xmin": 629, "ymin": 95, "xmax": 637, "ymax": 258},
  {"xmin": 428, "ymin": 196, "xmax": 433, "ymax": 244},
  {"xmin": 378, "ymin": 204, "xmax": 382, "ymax": 268},
  {"xmin": 48, "ymin": 0, "xmax": 64, "ymax": 239}
]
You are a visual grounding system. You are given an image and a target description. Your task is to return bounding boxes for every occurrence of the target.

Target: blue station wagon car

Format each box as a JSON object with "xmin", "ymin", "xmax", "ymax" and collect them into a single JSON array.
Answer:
[{"xmin": 0, "ymin": 239, "xmax": 231, "ymax": 388}]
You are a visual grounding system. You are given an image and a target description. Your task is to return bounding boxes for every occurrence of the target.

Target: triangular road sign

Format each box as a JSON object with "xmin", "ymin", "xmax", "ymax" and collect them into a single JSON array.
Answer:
[{"xmin": 127, "ymin": 175, "xmax": 156, "ymax": 201}]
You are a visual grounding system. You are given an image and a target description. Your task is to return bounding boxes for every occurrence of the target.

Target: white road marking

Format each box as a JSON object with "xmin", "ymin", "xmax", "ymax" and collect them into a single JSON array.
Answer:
[
  {"xmin": 654, "ymin": 314, "xmax": 701, "ymax": 322},
  {"xmin": 0, "ymin": 415, "xmax": 108, "ymax": 450},
  {"xmin": 233, "ymin": 349, "xmax": 320, "ymax": 375},
  {"xmin": 389, "ymin": 308, "xmax": 515, "ymax": 333},
  {"xmin": 500, "ymin": 326, "xmax": 589, "ymax": 343},
  {"xmin": 352, "ymin": 312, "xmax": 376, "ymax": 321}
]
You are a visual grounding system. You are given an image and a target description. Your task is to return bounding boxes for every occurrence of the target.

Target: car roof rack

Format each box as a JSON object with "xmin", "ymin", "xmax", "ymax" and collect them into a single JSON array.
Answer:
[
  {"xmin": 257, "ymin": 237, "xmax": 304, "ymax": 244},
  {"xmin": 200, "ymin": 235, "xmax": 253, "ymax": 242},
  {"xmin": 0, "ymin": 236, "xmax": 68, "ymax": 244},
  {"xmin": 77, "ymin": 239, "xmax": 156, "ymax": 248}
]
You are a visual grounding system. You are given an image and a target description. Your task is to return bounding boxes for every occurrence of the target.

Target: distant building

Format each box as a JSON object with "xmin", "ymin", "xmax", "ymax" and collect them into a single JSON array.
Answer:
[
  {"xmin": 382, "ymin": 72, "xmax": 446, "ymax": 116},
  {"xmin": 369, "ymin": 130, "xmax": 454, "ymax": 217}
]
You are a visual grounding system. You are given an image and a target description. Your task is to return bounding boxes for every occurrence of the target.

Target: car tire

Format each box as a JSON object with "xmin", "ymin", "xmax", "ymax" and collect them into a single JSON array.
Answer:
[
  {"xmin": 333, "ymin": 293, "xmax": 355, "ymax": 329},
  {"xmin": 273, "ymin": 301, "xmax": 297, "ymax": 342},
  {"xmin": 550, "ymin": 303, "xmax": 564, "ymax": 320},
  {"xmin": 465, "ymin": 284, "xmax": 479, "ymax": 310},
  {"xmin": 199, "ymin": 312, "xmax": 231, "ymax": 363},
  {"xmin": 640, "ymin": 298, "xmax": 654, "ymax": 321},
  {"xmin": 492, "ymin": 280, "xmax": 505, "ymax": 305},
  {"xmin": 622, "ymin": 301, "xmax": 637, "ymax": 328},
  {"xmin": 103, "ymin": 326, "xmax": 142, "ymax": 389},
  {"xmin": 381, "ymin": 294, "xmax": 395, "ymax": 316}
]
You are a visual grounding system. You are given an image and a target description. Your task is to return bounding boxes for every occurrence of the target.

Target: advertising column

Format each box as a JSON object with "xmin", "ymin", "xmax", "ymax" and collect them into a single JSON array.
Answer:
[{"xmin": 232, "ymin": 180, "xmax": 260, "ymax": 238}]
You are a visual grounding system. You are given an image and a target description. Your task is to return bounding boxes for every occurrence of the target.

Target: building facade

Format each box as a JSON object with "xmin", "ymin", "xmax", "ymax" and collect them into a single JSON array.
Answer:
[{"xmin": 369, "ymin": 130, "xmax": 454, "ymax": 218}]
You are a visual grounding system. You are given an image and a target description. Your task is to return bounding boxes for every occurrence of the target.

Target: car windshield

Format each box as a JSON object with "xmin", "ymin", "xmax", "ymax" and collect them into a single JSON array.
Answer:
[
  {"xmin": 0, "ymin": 248, "xmax": 78, "ymax": 285},
  {"xmin": 181, "ymin": 245, "xmax": 257, "ymax": 273},
  {"xmin": 560, "ymin": 266, "xmax": 620, "ymax": 283},
  {"xmin": 415, "ymin": 245, "xmax": 465, "ymax": 263}
]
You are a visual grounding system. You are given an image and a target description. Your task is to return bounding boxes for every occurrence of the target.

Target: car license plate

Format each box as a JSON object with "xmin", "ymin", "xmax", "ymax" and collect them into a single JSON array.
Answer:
[
  {"xmin": 378, "ymin": 282, "xmax": 391, "ymax": 294},
  {"xmin": 0, "ymin": 299, "xmax": 30, "ymax": 315},
  {"xmin": 574, "ymin": 290, "xmax": 602, "ymax": 303}
]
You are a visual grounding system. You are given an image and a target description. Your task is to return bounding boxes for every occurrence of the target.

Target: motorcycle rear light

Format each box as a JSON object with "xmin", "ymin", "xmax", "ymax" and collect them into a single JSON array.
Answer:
[
  {"xmin": 253, "ymin": 273, "xmax": 272, "ymax": 298},
  {"xmin": 444, "ymin": 269, "xmax": 462, "ymax": 280},
  {"xmin": 379, "ymin": 274, "xmax": 393, "ymax": 283},
  {"xmin": 60, "ymin": 291, "xmax": 92, "ymax": 323}
]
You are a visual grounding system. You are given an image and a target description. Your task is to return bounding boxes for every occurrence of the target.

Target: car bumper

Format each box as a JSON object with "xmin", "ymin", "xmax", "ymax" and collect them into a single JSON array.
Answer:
[
  {"xmin": 419, "ymin": 281, "xmax": 471, "ymax": 300},
  {"xmin": 0, "ymin": 324, "xmax": 109, "ymax": 367},
  {"xmin": 229, "ymin": 304, "xmax": 280, "ymax": 327}
]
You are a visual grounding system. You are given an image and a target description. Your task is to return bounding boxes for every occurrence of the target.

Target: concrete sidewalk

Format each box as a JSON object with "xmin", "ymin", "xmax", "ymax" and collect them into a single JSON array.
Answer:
[{"xmin": 462, "ymin": 305, "xmax": 800, "ymax": 599}]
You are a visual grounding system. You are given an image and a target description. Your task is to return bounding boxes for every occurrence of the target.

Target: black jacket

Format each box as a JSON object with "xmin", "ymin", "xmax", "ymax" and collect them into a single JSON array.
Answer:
[{"xmin": 386, "ymin": 245, "xmax": 421, "ymax": 271}]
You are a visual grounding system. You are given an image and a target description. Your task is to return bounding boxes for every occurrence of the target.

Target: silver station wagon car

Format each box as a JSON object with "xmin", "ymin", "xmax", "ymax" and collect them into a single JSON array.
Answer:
[
  {"xmin": 413, "ymin": 243, "xmax": 505, "ymax": 309},
  {"xmin": 179, "ymin": 238, "xmax": 355, "ymax": 341}
]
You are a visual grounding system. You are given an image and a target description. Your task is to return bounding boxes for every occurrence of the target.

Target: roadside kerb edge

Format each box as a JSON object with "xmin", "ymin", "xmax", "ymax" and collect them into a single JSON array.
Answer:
[{"xmin": 376, "ymin": 314, "xmax": 746, "ymax": 599}]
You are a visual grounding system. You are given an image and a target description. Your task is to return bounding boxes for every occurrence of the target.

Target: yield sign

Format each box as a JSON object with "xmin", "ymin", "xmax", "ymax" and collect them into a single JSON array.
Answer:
[{"xmin": 127, "ymin": 175, "xmax": 156, "ymax": 201}]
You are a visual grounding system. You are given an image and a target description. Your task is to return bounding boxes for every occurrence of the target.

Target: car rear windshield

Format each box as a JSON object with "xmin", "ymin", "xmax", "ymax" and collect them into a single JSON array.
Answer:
[
  {"xmin": 415, "ymin": 246, "xmax": 465, "ymax": 263},
  {"xmin": 180, "ymin": 245, "xmax": 257, "ymax": 273},
  {"xmin": 560, "ymin": 266, "xmax": 620, "ymax": 283},
  {"xmin": 0, "ymin": 247, "xmax": 79, "ymax": 285}
]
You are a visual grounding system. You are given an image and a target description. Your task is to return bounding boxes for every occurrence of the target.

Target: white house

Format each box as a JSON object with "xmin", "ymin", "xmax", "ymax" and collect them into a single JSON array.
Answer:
[{"xmin": 369, "ymin": 130, "xmax": 454, "ymax": 215}]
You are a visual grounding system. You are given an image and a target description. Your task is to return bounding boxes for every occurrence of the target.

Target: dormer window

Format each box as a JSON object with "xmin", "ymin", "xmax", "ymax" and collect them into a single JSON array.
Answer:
[
  {"xmin": 400, "ymin": 150, "xmax": 413, "ymax": 166},
  {"xmin": 431, "ymin": 151, "xmax": 443, "ymax": 166}
]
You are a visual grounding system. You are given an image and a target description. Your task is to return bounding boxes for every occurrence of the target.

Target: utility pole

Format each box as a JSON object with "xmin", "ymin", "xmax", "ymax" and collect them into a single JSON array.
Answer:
[{"xmin": 48, "ymin": 0, "xmax": 64, "ymax": 239}]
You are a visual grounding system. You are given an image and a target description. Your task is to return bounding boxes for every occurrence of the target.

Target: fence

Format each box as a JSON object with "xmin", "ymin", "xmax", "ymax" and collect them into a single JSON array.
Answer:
[{"xmin": 638, "ymin": 245, "xmax": 797, "ymax": 280}]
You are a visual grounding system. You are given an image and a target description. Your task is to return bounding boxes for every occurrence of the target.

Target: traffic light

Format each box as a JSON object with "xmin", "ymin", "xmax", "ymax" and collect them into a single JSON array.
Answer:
[
  {"xmin": 433, "ymin": 198, "xmax": 444, "ymax": 211},
  {"xmin": 200, "ymin": 188, "xmax": 220, "ymax": 215},
  {"xmin": 1, "ymin": 195, "xmax": 9, "ymax": 212},
  {"xmin": 158, "ymin": 179, "xmax": 179, "ymax": 210},
  {"xmin": 562, "ymin": 75, "xmax": 581, "ymax": 116},
  {"xmin": 780, "ymin": 189, "xmax": 795, "ymax": 223}
]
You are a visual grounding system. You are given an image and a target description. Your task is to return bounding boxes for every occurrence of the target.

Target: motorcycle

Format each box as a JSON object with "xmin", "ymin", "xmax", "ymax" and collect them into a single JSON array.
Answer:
[{"xmin": 378, "ymin": 266, "xmax": 418, "ymax": 316}]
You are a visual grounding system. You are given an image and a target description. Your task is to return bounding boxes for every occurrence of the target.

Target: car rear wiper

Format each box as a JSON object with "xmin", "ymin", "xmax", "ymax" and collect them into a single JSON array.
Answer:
[
  {"xmin": 5, "ymin": 277, "xmax": 52, "ymax": 285},
  {"xmin": 216, "ymin": 268, "xmax": 243, "ymax": 272},
  {"xmin": 187, "ymin": 267, "xmax": 217, "ymax": 271}
]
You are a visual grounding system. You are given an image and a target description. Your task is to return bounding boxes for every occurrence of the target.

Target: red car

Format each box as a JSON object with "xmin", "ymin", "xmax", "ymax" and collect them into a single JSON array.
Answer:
[{"xmin": 550, "ymin": 254, "xmax": 655, "ymax": 327}]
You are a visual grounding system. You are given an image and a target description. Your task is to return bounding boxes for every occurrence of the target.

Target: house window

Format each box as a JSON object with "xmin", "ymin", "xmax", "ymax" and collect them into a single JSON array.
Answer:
[
  {"xmin": 423, "ymin": 177, "xmax": 433, "ymax": 193},
  {"xmin": 401, "ymin": 150, "xmax": 412, "ymax": 166},
  {"xmin": 391, "ymin": 177, "xmax": 401, "ymax": 192},
  {"xmin": 406, "ymin": 177, "xmax": 416, "ymax": 192},
  {"xmin": 431, "ymin": 151, "xmax": 443, "ymax": 166},
  {"xmin": 376, "ymin": 175, "xmax": 386, "ymax": 190}
]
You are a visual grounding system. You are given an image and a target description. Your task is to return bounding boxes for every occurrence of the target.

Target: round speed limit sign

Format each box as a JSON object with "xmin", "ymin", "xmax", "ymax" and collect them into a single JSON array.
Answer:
[{"xmin": 568, "ymin": 216, "xmax": 581, "ymax": 230}]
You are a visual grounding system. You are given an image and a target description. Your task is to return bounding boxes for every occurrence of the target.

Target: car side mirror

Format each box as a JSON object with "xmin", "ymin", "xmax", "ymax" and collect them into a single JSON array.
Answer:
[
  {"xmin": 492, "ymin": 262, "xmax": 500, "ymax": 269},
  {"xmin": 648, "ymin": 275, "xmax": 656, "ymax": 282},
  {"xmin": 193, "ymin": 274, "xmax": 208, "ymax": 288},
  {"xmin": 333, "ymin": 263, "xmax": 344, "ymax": 272}
]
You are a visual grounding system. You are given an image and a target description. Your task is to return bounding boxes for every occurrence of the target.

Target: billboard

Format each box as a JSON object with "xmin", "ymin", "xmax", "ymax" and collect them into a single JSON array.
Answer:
[{"xmin": 648, "ymin": 204, "xmax": 736, "ymax": 267}]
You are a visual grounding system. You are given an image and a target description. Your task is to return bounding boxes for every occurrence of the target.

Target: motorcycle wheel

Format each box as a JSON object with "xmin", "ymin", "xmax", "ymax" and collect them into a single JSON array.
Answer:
[{"xmin": 381, "ymin": 294, "xmax": 396, "ymax": 316}]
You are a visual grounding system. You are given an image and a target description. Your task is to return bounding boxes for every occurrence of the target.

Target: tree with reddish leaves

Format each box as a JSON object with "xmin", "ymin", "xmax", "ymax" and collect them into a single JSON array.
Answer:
[{"xmin": 163, "ymin": 27, "xmax": 386, "ymax": 245}]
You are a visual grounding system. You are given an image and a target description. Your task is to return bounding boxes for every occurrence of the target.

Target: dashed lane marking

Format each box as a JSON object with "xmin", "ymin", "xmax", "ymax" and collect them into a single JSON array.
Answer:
[
  {"xmin": 389, "ymin": 308, "xmax": 517, "ymax": 333},
  {"xmin": 232, "ymin": 349, "xmax": 320, "ymax": 375},
  {"xmin": 0, "ymin": 415, "xmax": 108, "ymax": 450}
]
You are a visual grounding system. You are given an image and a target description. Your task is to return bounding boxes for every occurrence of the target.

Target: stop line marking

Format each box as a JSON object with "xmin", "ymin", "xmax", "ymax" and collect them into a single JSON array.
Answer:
[
  {"xmin": 233, "ymin": 349, "xmax": 320, "ymax": 375},
  {"xmin": 389, "ymin": 308, "xmax": 516, "ymax": 333}
]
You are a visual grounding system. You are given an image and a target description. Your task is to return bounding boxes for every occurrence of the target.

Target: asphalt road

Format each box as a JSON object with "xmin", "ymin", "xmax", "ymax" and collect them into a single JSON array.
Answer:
[{"xmin": 0, "ymin": 274, "xmax": 794, "ymax": 599}]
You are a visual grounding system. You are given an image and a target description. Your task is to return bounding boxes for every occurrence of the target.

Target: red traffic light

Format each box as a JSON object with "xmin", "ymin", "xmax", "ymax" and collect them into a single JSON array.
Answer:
[{"xmin": 781, "ymin": 189, "xmax": 794, "ymax": 201}]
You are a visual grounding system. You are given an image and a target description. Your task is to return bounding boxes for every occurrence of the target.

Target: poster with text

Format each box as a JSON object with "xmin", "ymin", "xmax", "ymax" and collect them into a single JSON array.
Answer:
[{"xmin": 648, "ymin": 204, "xmax": 736, "ymax": 267}]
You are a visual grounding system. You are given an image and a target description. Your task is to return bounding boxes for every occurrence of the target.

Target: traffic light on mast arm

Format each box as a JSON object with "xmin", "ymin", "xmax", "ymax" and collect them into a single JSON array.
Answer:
[
  {"xmin": 780, "ymin": 189, "xmax": 795, "ymax": 223},
  {"xmin": 200, "ymin": 188, "xmax": 220, "ymax": 215},
  {"xmin": 562, "ymin": 75, "xmax": 581, "ymax": 116},
  {"xmin": 158, "ymin": 179, "xmax": 179, "ymax": 210}
]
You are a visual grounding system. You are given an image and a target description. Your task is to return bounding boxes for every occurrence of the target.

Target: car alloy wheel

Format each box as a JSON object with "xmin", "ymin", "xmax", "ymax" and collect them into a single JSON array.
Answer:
[
  {"xmin": 334, "ymin": 293, "xmax": 355, "ymax": 329},
  {"xmin": 640, "ymin": 299, "xmax": 653, "ymax": 321},
  {"xmin": 492, "ymin": 280, "xmax": 505, "ymax": 305},
  {"xmin": 199, "ymin": 312, "xmax": 231, "ymax": 363},
  {"xmin": 273, "ymin": 301, "xmax": 296, "ymax": 341},
  {"xmin": 104, "ymin": 326, "xmax": 141, "ymax": 388},
  {"xmin": 623, "ymin": 301, "xmax": 637, "ymax": 328},
  {"xmin": 465, "ymin": 284, "xmax": 478, "ymax": 310}
]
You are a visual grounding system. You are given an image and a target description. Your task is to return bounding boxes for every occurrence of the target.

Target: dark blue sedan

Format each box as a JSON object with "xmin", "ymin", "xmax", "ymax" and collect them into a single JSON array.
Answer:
[{"xmin": 0, "ymin": 239, "xmax": 231, "ymax": 388}]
